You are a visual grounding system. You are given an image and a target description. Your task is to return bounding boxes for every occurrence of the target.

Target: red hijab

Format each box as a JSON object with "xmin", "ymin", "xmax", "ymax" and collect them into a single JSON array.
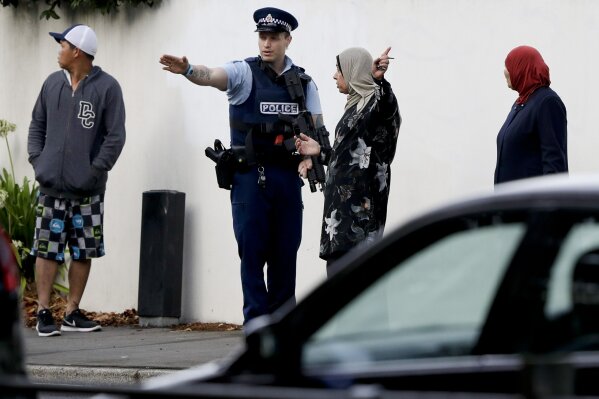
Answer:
[{"xmin": 505, "ymin": 46, "xmax": 551, "ymax": 104}]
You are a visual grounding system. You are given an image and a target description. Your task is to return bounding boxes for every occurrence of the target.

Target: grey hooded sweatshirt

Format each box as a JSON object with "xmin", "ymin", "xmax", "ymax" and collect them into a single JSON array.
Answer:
[{"xmin": 28, "ymin": 66, "xmax": 126, "ymax": 199}]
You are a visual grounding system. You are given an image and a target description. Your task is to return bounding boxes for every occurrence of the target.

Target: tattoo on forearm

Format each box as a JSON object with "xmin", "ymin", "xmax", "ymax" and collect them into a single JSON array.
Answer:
[{"xmin": 192, "ymin": 66, "xmax": 212, "ymax": 82}]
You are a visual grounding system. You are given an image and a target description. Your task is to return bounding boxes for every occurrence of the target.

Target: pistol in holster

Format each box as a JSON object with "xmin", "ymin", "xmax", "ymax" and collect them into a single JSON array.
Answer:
[{"xmin": 205, "ymin": 139, "xmax": 247, "ymax": 190}]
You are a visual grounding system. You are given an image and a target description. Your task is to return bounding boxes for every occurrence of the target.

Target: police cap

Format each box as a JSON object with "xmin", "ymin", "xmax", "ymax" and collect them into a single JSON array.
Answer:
[{"xmin": 253, "ymin": 7, "xmax": 298, "ymax": 33}]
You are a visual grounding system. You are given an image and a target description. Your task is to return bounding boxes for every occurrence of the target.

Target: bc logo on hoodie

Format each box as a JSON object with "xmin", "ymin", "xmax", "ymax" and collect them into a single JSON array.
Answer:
[{"xmin": 78, "ymin": 101, "xmax": 95, "ymax": 128}]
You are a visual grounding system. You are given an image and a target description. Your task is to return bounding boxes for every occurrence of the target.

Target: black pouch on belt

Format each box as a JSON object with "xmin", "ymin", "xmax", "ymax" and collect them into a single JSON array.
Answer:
[{"xmin": 205, "ymin": 140, "xmax": 248, "ymax": 190}]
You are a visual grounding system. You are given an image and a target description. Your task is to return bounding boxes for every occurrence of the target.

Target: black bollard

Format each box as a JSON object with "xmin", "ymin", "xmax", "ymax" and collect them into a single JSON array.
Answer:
[{"xmin": 138, "ymin": 190, "xmax": 185, "ymax": 327}]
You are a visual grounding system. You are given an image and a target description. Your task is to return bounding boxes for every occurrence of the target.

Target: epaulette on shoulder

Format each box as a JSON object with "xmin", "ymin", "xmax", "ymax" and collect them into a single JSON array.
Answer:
[{"xmin": 295, "ymin": 66, "xmax": 312, "ymax": 83}]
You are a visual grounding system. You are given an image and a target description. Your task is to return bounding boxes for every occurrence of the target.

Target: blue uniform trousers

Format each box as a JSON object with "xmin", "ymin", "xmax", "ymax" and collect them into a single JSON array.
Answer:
[{"xmin": 231, "ymin": 165, "xmax": 303, "ymax": 323}]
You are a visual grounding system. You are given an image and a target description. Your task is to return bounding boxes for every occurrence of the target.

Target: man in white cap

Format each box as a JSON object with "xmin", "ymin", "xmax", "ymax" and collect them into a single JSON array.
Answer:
[
  {"xmin": 28, "ymin": 24, "xmax": 126, "ymax": 337},
  {"xmin": 160, "ymin": 7, "xmax": 327, "ymax": 326}
]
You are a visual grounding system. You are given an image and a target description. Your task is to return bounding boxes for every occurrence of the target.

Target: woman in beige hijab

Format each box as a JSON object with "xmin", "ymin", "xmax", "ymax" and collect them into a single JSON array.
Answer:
[{"xmin": 296, "ymin": 47, "xmax": 401, "ymax": 273}]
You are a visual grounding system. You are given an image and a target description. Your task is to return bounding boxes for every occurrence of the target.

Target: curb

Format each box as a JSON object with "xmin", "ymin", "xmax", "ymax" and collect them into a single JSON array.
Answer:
[{"xmin": 26, "ymin": 365, "xmax": 177, "ymax": 385}]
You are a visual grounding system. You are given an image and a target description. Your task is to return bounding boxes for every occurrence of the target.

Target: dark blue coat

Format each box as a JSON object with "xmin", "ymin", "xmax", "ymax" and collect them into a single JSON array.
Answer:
[{"xmin": 494, "ymin": 86, "xmax": 567, "ymax": 184}]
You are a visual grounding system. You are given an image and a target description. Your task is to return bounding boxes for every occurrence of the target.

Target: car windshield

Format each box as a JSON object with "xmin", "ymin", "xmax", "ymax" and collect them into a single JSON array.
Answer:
[
  {"xmin": 302, "ymin": 213, "xmax": 599, "ymax": 371},
  {"xmin": 546, "ymin": 220, "xmax": 599, "ymax": 318},
  {"xmin": 302, "ymin": 222, "xmax": 526, "ymax": 369}
]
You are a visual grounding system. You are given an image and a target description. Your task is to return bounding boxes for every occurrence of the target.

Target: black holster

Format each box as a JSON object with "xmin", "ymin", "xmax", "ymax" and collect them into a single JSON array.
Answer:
[{"xmin": 205, "ymin": 140, "xmax": 247, "ymax": 190}]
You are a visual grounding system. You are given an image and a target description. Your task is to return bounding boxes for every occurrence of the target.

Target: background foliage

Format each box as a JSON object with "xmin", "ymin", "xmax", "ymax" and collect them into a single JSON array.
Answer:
[
  {"xmin": 0, "ymin": 0, "xmax": 158, "ymax": 20},
  {"xmin": 0, "ymin": 119, "xmax": 39, "ymax": 292},
  {"xmin": 0, "ymin": 119, "xmax": 70, "ymax": 298}
]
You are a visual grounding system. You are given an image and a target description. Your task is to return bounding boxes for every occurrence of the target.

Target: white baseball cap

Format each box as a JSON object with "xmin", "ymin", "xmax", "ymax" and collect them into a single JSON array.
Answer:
[{"xmin": 49, "ymin": 24, "xmax": 97, "ymax": 57}]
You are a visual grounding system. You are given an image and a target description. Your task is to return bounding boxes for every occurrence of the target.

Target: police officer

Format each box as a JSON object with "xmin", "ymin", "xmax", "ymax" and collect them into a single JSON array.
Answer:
[{"xmin": 160, "ymin": 7, "xmax": 325, "ymax": 325}]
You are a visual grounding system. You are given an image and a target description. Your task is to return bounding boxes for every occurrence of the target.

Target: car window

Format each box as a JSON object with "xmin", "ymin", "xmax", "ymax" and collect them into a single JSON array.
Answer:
[
  {"xmin": 546, "ymin": 219, "xmax": 599, "ymax": 318},
  {"xmin": 302, "ymin": 223, "xmax": 526, "ymax": 369}
]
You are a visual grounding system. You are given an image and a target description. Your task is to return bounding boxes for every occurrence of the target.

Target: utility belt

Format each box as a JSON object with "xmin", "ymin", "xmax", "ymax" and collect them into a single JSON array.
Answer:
[{"xmin": 205, "ymin": 136, "xmax": 301, "ymax": 190}]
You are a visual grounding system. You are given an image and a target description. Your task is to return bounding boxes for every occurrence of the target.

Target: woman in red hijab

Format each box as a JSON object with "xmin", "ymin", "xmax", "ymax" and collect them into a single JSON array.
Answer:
[{"xmin": 494, "ymin": 45, "xmax": 568, "ymax": 184}]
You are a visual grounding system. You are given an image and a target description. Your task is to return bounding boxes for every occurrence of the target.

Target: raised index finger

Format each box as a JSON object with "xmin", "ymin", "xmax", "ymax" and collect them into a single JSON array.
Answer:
[{"xmin": 381, "ymin": 46, "xmax": 392, "ymax": 58}]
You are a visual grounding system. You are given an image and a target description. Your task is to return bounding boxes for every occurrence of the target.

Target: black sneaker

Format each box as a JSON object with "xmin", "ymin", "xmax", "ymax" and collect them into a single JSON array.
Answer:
[
  {"xmin": 61, "ymin": 309, "xmax": 102, "ymax": 332},
  {"xmin": 36, "ymin": 309, "xmax": 61, "ymax": 337}
]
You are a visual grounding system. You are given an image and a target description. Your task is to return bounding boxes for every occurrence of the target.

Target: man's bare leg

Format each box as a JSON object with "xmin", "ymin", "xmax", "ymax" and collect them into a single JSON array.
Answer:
[
  {"xmin": 66, "ymin": 259, "xmax": 92, "ymax": 315},
  {"xmin": 35, "ymin": 257, "xmax": 59, "ymax": 312}
]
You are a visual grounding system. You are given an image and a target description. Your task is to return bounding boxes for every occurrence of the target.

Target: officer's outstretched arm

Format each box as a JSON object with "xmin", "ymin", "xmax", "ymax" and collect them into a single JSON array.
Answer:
[
  {"xmin": 186, "ymin": 65, "xmax": 228, "ymax": 91},
  {"xmin": 160, "ymin": 54, "xmax": 228, "ymax": 91}
]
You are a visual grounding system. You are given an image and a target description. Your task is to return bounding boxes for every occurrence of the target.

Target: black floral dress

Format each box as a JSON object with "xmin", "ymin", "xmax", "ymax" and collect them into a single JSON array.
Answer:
[{"xmin": 319, "ymin": 78, "xmax": 401, "ymax": 260}]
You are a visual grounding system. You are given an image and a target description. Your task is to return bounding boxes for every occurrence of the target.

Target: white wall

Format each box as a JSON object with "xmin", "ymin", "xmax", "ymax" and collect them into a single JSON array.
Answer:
[{"xmin": 1, "ymin": 0, "xmax": 598, "ymax": 324}]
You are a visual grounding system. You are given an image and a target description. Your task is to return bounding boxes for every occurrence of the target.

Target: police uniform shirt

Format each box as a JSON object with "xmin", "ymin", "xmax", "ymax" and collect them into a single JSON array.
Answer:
[{"xmin": 222, "ymin": 56, "xmax": 322, "ymax": 113}]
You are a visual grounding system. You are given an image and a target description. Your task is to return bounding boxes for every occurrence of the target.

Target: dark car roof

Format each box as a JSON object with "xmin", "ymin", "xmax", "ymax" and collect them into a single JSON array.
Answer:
[
  {"xmin": 386, "ymin": 173, "xmax": 599, "ymax": 243},
  {"xmin": 427, "ymin": 173, "xmax": 599, "ymax": 217}
]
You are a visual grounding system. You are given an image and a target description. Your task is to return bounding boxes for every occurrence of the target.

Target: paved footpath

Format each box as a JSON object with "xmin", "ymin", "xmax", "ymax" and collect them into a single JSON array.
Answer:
[{"xmin": 22, "ymin": 325, "xmax": 245, "ymax": 385}]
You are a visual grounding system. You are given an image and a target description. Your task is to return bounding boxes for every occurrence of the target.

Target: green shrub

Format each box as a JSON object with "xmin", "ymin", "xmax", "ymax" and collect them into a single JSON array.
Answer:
[{"xmin": 0, "ymin": 119, "xmax": 40, "ymax": 292}]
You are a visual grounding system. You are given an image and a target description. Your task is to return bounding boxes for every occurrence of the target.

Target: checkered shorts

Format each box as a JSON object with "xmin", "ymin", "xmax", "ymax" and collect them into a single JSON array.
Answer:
[{"xmin": 31, "ymin": 193, "xmax": 105, "ymax": 262}]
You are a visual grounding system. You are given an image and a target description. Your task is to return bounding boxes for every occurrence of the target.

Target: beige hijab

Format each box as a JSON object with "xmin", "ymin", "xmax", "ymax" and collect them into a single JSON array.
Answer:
[{"xmin": 337, "ymin": 47, "xmax": 379, "ymax": 113}]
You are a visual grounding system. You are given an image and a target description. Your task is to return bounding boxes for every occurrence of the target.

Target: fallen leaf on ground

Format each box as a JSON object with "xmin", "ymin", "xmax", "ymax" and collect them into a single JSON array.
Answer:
[{"xmin": 22, "ymin": 285, "xmax": 241, "ymax": 331}]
